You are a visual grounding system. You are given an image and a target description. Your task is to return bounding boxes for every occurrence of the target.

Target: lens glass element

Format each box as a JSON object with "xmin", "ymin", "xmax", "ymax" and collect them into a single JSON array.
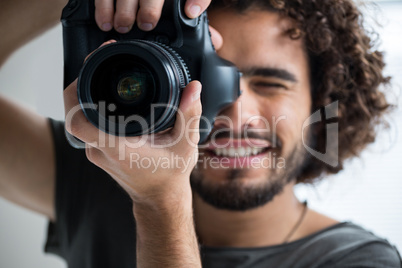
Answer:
[
  {"xmin": 117, "ymin": 69, "xmax": 153, "ymax": 102},
  {"xmin": 117, "ymin": 74, "xmax": 145, "ymax": 102}
]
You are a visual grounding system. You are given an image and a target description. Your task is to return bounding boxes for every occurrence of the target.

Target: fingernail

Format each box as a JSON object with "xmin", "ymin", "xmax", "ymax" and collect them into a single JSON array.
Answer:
[
  {"xmin": 188, "ymin": 5, "xmax": 201, "ymax": 18},
  {"xmin": 117, "ymin": 26, "xmax": 130, "ymax": 33},
  {"xmin": 102, "ymin": 23, "xmax": 112, "ymax": 31},
  {"xmin": 192, "ymin": 87, "xmax": 202, "ymax": 102},
  {"xmin": 139, "ymin": 23, "xmax": 153, "ymax": 31}
]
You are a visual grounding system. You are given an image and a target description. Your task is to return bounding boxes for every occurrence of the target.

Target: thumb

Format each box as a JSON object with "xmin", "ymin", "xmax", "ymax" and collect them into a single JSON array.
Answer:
[{"xmin": 171, "ymin": 81, "xmax": 202, "ymax": 147}]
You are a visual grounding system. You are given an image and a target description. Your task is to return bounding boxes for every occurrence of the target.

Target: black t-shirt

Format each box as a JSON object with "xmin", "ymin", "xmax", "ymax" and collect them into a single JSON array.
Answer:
[{"xmin": 44, "ymin": 119, "xmax": 402, "ymax": 268}]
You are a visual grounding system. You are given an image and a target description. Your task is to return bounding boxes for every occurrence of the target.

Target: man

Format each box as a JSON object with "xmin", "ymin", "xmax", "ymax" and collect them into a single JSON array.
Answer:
[{"xmin": 0, "ymin": 0, "xmax": 401, "ymax": 267}]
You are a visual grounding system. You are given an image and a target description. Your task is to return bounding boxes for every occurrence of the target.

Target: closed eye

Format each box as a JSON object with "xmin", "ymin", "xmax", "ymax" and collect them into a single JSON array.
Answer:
[{"xmin": 253, "ymin": 82, "xmax": 287, "ymax": 90}]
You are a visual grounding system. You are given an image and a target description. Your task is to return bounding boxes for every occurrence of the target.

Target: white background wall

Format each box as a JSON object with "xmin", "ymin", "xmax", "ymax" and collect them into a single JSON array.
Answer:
[{"xmin": 0, "ymin": 1, "xmax": 401, "ymax": 267}]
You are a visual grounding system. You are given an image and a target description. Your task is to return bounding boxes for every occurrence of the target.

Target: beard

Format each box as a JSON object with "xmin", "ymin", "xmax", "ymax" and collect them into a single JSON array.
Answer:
[{"xmin": 190, "ymin": 133, "xmax": 308, "ymax": 211}]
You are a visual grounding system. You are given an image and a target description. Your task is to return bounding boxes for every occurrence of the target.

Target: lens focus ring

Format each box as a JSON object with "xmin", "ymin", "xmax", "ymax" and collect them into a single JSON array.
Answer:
[{"xmin": 136, "ymin": 40, "xmax": 191, "ymax": 89}]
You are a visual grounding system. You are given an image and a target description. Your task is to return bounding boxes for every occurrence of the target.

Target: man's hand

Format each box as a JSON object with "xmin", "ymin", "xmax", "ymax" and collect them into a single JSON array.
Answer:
[
  {"xmin": 64, "ymin": 77, "xmax": 202, "ymax": 205},
  {"xmin": 95, "ymin": 0, "xmax": 212, "ymax": 33}
]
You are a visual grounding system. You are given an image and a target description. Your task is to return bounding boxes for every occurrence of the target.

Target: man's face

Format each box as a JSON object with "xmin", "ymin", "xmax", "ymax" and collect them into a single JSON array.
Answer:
[{"xmin": 190, "ymin": 9, "xmax": 312, "ymax": 210}]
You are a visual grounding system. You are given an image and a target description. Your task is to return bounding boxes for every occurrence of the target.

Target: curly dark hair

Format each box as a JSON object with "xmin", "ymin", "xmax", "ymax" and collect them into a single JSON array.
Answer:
[{"xmin": 208, "ymin": 0, "xmax": 392, "ymax": 184}]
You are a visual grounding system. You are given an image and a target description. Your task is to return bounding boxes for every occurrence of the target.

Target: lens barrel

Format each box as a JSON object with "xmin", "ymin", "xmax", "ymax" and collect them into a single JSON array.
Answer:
[{"xmin": 78, "ymin": 41, "xmax": 190, "ymax": 136}]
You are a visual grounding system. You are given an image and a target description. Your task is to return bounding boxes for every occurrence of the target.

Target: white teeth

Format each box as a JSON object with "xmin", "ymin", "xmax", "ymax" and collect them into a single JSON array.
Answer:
[
  {"xmin": 238, "ymin": 147, "xmax": 246, "ymax": 157},
  {"xmin": 228, "ymin": 147, "xmax": 235, "ymax": 157},
  {"xmin": 252, "ymin": 148, "xmax": 259, "ymax": 155},
  {"xmin": 213, "ymin": 147, "xmax": 266, "ymax": 157}
]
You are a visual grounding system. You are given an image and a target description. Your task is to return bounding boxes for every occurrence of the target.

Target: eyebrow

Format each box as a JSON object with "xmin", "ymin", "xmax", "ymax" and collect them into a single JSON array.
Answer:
[{"xmin": 240, "ymin": 67, "xmax": 298, "ymax": 83}]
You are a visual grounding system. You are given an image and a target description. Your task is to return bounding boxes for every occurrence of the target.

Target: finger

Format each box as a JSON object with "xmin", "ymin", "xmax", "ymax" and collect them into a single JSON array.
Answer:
[
  {"xmin": 85, "ymin": 145, "xmax": 116, "ymax": 176},
  {"xmin": 95, "ymin": 0, "xmax": 114, "ymax": 31},
  {"xmin": 209, "ymin": 26, "xmax": 223, "ymax": 51},
  {"xmin": 184, "ymin": 0, "xmax": 211, "ymax": 18},
  {"xmin": 114, "ymin": 0, "xmax": 139, "ymax": 33},
  {"xmin": 137, "ymin": 0, "xmax": 164, "ymax": 31},
  {"xmin": 85, "ymin": 144, "xmax": 134, "ymax": 196},
  {"xmin": 86, "ymin": 144, "xmax": 105, "ymax": 166},
  {"xmin": 171, "ymin": 81, "xmax": 202, "ymax": 147},
  {"xmin": 63, "ymin": 79, "xmax": 101, "ymax": 145}
]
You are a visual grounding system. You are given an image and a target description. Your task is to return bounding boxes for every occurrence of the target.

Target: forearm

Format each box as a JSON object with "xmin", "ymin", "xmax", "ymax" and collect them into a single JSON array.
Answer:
[
  {"xmin": 0, "ymin": 0, "xmax": 68, "ymax": 66},
  {"xmin": 0, "ymin": 95, "xmax": 55, "ymax": 220},
  {"xmin": 133, "ymin": 190, "xmax": 201, "ymax": 268}
]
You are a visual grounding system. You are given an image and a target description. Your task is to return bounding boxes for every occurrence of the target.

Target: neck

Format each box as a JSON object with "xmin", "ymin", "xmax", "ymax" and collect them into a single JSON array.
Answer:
[{"xmin": 193, "ymin": 183, "xmax": 305, "ymax": 248}]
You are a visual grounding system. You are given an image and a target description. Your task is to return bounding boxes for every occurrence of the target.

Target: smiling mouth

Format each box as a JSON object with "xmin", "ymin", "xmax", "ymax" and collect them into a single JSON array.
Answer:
[{"xmin": 207, "ymin": 146, "xmax": 271, "ymax": 158}]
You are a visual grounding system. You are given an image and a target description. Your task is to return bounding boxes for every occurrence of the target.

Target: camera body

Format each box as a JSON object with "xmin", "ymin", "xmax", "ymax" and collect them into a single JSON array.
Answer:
[{"xmin": 62, "ymin": 0, "xmax": 240, "ymax": 146}]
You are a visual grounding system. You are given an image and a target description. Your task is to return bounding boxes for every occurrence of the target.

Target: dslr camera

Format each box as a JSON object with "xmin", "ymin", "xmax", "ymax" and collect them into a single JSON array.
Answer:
[{"xmin": 61, "ymin": 0, "xmax": 240, "ymax": 146}]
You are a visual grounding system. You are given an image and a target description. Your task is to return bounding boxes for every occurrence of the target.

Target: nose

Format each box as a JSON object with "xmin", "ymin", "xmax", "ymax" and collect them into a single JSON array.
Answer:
[{"xmin": 214, "ymin": 83, "xmax": 265, "ymax": 135}]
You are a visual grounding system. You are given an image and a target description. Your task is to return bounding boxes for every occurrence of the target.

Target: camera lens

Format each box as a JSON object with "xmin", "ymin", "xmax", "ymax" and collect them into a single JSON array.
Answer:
[{"xmin": 78, "ymin": 41, "xmax": 189, "ymax": 136}]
